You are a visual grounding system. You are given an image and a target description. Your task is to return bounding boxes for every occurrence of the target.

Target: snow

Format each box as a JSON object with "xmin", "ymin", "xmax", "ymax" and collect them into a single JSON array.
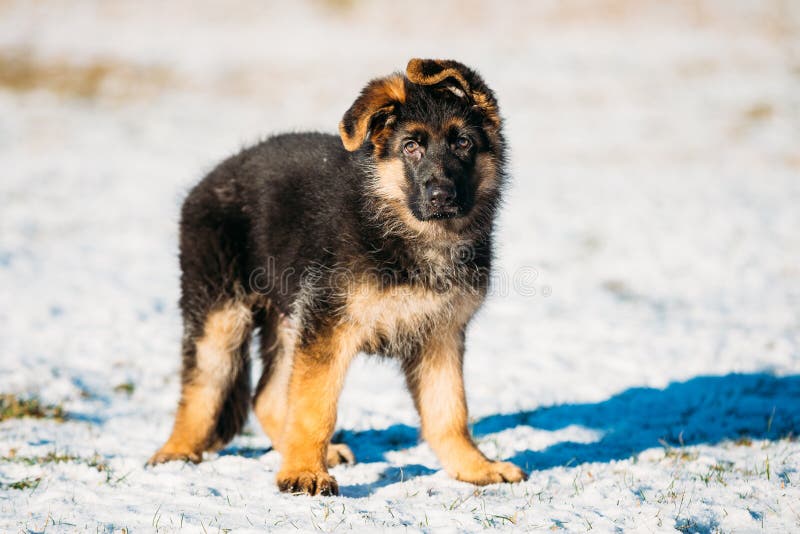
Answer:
[{"xmin": 1, "ymin": 0, "xmax": 799, "ymax": 531}]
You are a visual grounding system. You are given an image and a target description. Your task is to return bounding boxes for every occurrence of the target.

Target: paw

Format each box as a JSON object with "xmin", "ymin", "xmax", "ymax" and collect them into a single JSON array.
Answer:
[
  {"xmin": 146, "ymin": 447, "xmax": 202, "ymax": 466},
  {"xmin": 456, "ymin": 460, "xmax": 528, "ymax": 485},
  {"xmin": 326, "ymin": 443, "xmax": 356, "ymax": 467},
  {"xmin": 277, "ymin": 469, "xmax": 339, "ymax": 496}
]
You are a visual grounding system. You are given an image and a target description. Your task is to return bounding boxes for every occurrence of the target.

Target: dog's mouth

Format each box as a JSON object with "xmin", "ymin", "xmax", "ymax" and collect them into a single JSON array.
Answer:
[
  {"xmin": 429, "ymin": 207, "xmax": 461, "ymax": 220},
  {"xmin": 417, "ymin": 204, "xmax": 462, "ymax": 221},
  {"xmin": 406, "ymin": 186, "xmax": 470, "ymax": 223}
]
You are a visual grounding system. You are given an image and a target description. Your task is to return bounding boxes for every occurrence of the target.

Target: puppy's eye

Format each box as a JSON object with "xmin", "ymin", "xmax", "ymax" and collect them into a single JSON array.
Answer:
[
  {"xmin": 455, "ymin": 136, "xmax": 472, "ymax": 150},
  {"xmin": 403, "ymin": 140, "xmax": 420, "ymax": 155}
]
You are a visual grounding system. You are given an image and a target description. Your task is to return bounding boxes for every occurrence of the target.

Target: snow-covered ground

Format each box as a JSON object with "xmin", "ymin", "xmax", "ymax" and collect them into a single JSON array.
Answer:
[{"xmin": 1, "ymin": 1, "xmax": 799, "ymax": 531}]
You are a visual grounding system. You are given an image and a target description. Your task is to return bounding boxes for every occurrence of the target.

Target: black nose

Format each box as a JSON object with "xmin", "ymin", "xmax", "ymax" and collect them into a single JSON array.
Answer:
[{"xmin": 427, "ymin": 183, "xmax": 456, "ymax": 208}]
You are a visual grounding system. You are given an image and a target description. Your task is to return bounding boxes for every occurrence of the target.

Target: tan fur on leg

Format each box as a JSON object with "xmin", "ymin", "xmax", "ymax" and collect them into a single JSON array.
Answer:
[
  {"xmin": 253, "ymin": 320, "xmax": 355, "ymax": 468},
  {"xmin": 148, "ymin": 302, "xmax": 252, "ymax": 465},
  {"xmin": 326, "ymin": 443, "xmax": 355, "ymax": 467},
  {"xmin": 275, "ymin": 324, "xmax": 360, "ymax": 495},
  {"xmin": 410, "ymin": 329, "xmax": 527, "ymax": 485},
  {"xmin": 253, "ymin": 320, "xmax": 295, "ymax": 453}
]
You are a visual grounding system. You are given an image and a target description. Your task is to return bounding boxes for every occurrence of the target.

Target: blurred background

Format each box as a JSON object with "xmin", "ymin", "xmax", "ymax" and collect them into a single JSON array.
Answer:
[{"xmin": 1, "ymin": 0, "xmax": 799, "ymax": 530}]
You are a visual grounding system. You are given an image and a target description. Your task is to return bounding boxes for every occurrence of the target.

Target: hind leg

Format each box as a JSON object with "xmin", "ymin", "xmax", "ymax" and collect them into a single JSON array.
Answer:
[
  {"xmin": 252, "ymin": 308, "xmax": 291, "ymax": 452},
  {"xmin": 253, "ymin": 311, "xmax": 355, "ymax": 468},
  {"xmin": 148, "ymin": 300, "xmax": 252, "ymax": 465},
  {"xmin": 149, "ymin": 176, "xmax": 257, "ymax": 465}
]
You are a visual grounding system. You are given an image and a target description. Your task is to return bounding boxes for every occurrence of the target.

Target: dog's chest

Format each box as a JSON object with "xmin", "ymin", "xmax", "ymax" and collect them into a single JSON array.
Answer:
[{"xmin": 343, "ymin": 280, "xmax": 482, "ymax": 349}]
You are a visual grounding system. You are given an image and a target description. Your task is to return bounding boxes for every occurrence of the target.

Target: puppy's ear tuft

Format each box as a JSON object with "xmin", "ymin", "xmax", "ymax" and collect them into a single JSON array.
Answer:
[
  {"xmin": 406, "ymin": 58, "xmax": 500, "ymax": 130},
  {"xmin": 339, "ymin": 73, "xmax": 406, "ymax": 152},
  {"xmin": 406, "ymin": 58, "xmax": 471, "ymax": 94}
]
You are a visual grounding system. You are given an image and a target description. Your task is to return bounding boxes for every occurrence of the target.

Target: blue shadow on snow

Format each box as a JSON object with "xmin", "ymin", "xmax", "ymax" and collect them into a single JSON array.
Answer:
[{"xmin": 338, "ymin": 373, "xmax": 799, "ymax": 473}]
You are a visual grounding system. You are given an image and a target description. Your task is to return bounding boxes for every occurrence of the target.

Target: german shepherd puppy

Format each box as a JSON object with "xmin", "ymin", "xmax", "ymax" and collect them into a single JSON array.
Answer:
[{"xmin": 148, "ymin": 59, "xmax": 527, "ymax": 495}]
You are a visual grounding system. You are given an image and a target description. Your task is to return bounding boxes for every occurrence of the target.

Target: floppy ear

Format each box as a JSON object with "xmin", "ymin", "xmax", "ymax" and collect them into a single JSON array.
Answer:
[
  {"xmin": 406, "ymin": 58, "xmax": 500, "ymax": 130},
  {"xmin": 339, "ymin": 73, "xmax": 406, "ymax": 152}
]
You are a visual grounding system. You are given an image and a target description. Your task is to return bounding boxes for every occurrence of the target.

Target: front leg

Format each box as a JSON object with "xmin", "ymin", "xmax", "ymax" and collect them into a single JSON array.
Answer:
[
  {"xmin": 405, "ymin": 328, "xmax": 527, "ymax": 485},
  {"xmin": 276, "ymin": 324, "xmax": 358, "ymax": 496}
]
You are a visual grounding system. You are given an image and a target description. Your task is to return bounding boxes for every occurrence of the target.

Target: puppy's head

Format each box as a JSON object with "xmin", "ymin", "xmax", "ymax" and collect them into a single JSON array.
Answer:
[{"xmin": 339, "ymin": 59, "xmax": 504, "ymax": 235}]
